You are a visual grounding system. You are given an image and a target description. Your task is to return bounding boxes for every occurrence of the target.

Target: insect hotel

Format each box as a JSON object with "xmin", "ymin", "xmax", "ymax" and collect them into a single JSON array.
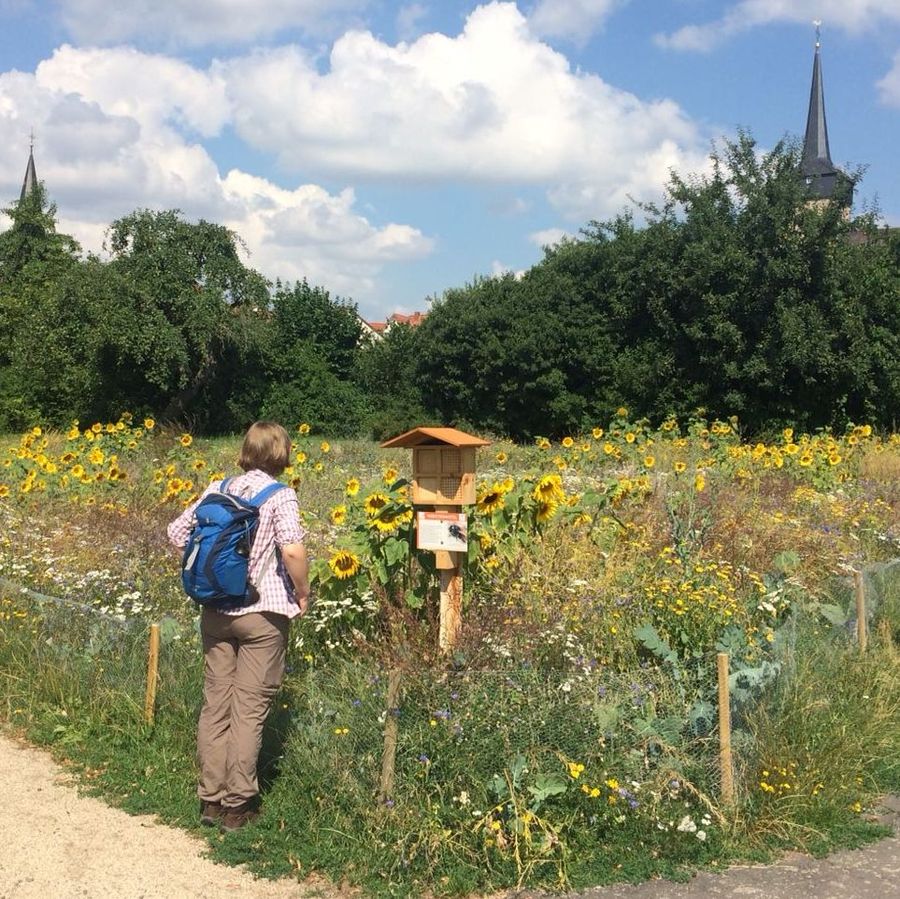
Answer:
[{"xmin": 380, "ymin": 427, "xmax": 490, "ymax": 650}]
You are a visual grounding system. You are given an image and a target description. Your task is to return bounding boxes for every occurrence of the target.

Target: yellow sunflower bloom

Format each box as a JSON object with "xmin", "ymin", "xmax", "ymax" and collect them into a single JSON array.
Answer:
[
  {"xmin": 0, "ymin": 484, "xmax": 9, "ymax": 498},
  {"xmin": 535, "ymin": 499, "xmax": 558, "ymax": 523},
  {"xmin": 532, "ymin": 473, "xmax": 564, "ymax": 504},
  {"xmin": 328, "ymin": 549, "xmax": 360, "ymax": 580},
  {"xmin": 673, "ymin": 461, "xmax": 686, "ymax": 474},
  {"xmin": 694, "ymin": 473, "xmax": 706, "ymax": 493},
  {"xmin": 330, "ymin": 505, "xmax": 347, "ymax": 525},
  {"xmin": 320, "ymin": 441, "xmax": 331, "ymax": 453},
  {"xmin": 345, "ymin": 478, "xmax": 361, "ymax": 497},
  {"xmin": 592, "ymin": 427, "xmax": 604, "ymax": 439},
  {"xmin": 477, "ymin": 483, "xmax": 506, "ymax": 515},
  {"xmin": 363, "ymin": 491, "xmax": 389, "ymax": 517},
  {"xmin": 561, "ymin": 436, "xmax": 574, "ymax": 448},
  {"xmin": 495, "ymin": 451, "xmax": 508, "ymax": 464},
  {"xmin": 297, "ymin": 423, "xmax": 311, "ymax": 435},
  {"xmin": 382, "ymin": 466, "xmax": 398, "ymax": 484}
]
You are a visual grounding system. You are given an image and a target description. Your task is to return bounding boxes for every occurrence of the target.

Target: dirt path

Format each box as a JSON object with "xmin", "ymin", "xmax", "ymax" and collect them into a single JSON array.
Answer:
[
  {"xmin": 0, "ymin": 732, "xmax": 330, "ymax": 898},
  {"xmin": 2, "ymin": 730, "xmax": 898, "ymax": 899}
]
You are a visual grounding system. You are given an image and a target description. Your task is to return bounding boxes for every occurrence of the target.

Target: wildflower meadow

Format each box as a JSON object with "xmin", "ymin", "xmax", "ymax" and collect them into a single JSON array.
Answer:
[{"xmin": 0, "ymin": 411, "xmax": 898, "ymax": 895}]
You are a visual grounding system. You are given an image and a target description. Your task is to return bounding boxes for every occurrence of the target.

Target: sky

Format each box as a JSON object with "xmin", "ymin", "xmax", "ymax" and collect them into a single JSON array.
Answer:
[{"xmin": 1, "ymin": 1, "xmax": 899, "ymax": 320}]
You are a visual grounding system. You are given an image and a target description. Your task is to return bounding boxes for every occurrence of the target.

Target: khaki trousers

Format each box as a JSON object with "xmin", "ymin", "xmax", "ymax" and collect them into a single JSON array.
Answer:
[{"xmin": 197, "ymin": 609, "xmax": 289, "ymax": 808}]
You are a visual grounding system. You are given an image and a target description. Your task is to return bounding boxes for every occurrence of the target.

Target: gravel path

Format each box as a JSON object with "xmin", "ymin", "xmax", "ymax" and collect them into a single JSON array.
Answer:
[
  {"xmin": 1, "ymin": 731, "xmax": 898, "ymax": 899},
  {"xmin": 0, "ymin": 732, "xmax": 331, "ymax": 898}
]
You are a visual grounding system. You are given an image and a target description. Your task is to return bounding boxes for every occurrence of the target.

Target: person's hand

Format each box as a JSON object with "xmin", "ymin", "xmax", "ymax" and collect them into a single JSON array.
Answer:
[{"xmin": 295, "ymin": 583, "xmax": 311, "ymax": 615}]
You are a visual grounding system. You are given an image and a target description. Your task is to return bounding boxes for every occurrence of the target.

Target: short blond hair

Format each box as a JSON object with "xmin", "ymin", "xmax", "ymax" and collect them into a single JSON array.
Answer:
[{"xmin": 238, "ymin": 421, "xmax": 291, "ymax": 476}]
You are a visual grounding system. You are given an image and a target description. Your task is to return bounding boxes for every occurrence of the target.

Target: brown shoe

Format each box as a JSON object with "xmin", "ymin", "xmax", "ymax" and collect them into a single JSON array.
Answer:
[
  {"xmin": 200, "ymin": 800, "xmax": 224, "ymax": 826},
  {"xmin": 221, "ymin": 800, "xmax": 260, "ymax": 832}
]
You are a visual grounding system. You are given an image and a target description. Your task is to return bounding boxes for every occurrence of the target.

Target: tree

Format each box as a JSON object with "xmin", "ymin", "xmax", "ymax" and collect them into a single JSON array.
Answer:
[
  {"xmin": 354, "ymin": 323, "xmax": 433, "ymax": 439},
  {"xmin": 100, "ymin": 209, "xmax": 270, "ymax": 425},
  {"xmin": 0, "ymin": 185, "xmax": 83, "ymax": 428},
  {"xmin": 263, "ymin": 280, "xmax": 368, "ymax": 434}
]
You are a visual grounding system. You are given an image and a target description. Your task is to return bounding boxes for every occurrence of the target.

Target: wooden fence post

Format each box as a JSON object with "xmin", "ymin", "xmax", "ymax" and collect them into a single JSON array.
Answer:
[
  {"xmin": 378, "ymin": 669, "xmax": 403, "ymax": 805},
  {"xmin": 854, "ymin": 570, "xmax": 868, "ymax": 653},
  {"xmin": 717, "ymin": 652, "xmax": 734, "ymax": 807},
  {"xmin": 144, "ymin": 622, "xmax": 160, "ymax": 726}
]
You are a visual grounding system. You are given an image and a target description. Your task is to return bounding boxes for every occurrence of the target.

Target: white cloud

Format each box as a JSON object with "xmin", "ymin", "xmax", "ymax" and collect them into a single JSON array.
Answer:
[
  {"xmin": 657, "ymin": 1, "xmax": 900, "ymax": 52},
  {"xmin": 56, "ymin": 0, "xmax": 369, "ymax": 46},
  {"xmin": 222, "ymin": 2, "xmax": 709, "ymax": 220},
  {"xmin": 0, "ymin": 48, "xmax": 432, "ymax": 304},
  {"xmin": 396, "ymin": 3, "xmax": 429, "ymax": 42},
  {"xmin": 529, "ymin": 226, "xmax": 570, "ymax": 247},
  {"xmin": 528, "ymin": 0, "xmax": 625, "ymax": 43},
  {"xmin": 877, "ymin": 51, "xmax": 900, "ymax": 107},
  {"xmin": 491, "ymin": 259, "xmax": 525, "ymax": 278}
]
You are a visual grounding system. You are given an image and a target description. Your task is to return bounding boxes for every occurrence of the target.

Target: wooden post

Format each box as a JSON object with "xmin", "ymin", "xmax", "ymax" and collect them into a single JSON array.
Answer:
[
  {"xmin": 144, "ymin": 623, "xmax": 160, "ymax": 726},
  {"xmin": 854, "ymin": 570, "xmax": 868, "ymax": 653},
  {"xmin": 717, "ymin": 652, "xmax": 734, "ymax": 807},
  {"xmin": 378, "ymin": 669, "xmax": 402, "ymax": 805},
  {"xmin": 439, "ymin": 555, "xmax": 462, "ymax": 652}
]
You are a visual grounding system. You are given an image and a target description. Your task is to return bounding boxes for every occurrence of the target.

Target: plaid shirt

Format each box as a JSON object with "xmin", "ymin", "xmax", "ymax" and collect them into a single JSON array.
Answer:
[{"xmin": 167, "ymin": 469, "xmax": 307, "ymax": 619}]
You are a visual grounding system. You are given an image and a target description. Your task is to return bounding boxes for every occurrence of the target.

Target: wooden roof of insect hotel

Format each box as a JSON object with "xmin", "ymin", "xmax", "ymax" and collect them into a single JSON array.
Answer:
[{"xmin": 381, "ymin": 427, "xmax": 490, "ymax": 449}]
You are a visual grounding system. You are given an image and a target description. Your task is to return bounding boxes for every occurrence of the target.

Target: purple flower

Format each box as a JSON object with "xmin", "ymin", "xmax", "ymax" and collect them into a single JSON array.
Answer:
[{"xmin": 418, "ymin": 753, "xmax": 429, "ymax": 763}]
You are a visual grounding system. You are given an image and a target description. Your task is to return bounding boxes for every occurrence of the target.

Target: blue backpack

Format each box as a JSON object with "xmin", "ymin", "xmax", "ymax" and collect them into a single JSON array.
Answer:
[{"xmin": 181, "ymin": 478, "xmax": 287, "ymax": 608}]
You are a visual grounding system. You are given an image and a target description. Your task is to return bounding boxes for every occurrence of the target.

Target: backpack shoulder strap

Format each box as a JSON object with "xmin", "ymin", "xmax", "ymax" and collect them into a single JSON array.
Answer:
[
  {"xmin": 249, "ymin": 482, "xmax": 288, "ymax": 509},
  {"xmin": 219, "ymin": 476, "xmax": 234, "ymax": 495}
]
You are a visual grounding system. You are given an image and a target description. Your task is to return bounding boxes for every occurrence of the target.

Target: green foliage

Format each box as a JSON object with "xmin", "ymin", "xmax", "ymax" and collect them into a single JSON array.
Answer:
[
  {"xmin": 355, "ymin": 324, "xmax": 433, "ymax": 440},
  {"xmin": 414, "ymin": 134, "xmax": 900, "ymax": 437}
]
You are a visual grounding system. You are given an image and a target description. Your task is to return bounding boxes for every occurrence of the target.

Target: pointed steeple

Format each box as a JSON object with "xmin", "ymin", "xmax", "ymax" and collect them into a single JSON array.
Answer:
[
  {"xmin": 20, "ymin": 132, "xmax": 38, "ymax": 202},
  {"xmin": 799, "ymin": 25, "xmax": 852, "ymax": 207}
]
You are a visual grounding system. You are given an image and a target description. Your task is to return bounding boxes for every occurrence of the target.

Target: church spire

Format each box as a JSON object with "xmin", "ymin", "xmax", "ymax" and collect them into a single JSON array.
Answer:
[
  {"xmin": 20, "ymin": 132, "xmax": 38, "ymax": 202},
  {"xmin": 799, "ymin": 24, "xmax": 852, "ymax": 207},
  {"xmin": 802, "ymin": 23, "xmax": 832, "ymax": 170}
]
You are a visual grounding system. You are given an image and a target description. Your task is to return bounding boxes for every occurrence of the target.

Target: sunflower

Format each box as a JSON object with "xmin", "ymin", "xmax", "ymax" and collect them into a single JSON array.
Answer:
[
  {"xmin": 0, "ymin": 484, "xmax": 9, "ymax": 498},
  {"xmin": 296, "ymin": 451, "xmax": 307, "ymax": 464},
  {"xmin": 328, "ymin": 549, "xmax": 360, "ymax": 580},
  {"xmin": 561, "ymin": 436, "xmax": 574, "ymax": 449},
  {"xmin": 477, "ymin": 483, "xmax": 506, "ymax": 515},
  {"xmin": 372, "ymin": 508, "xmax": 412, "ymax": 533},
  {"xmin": 616, "ymin": 406, "xmax": 629, "ymax": 418},
  {"xmin": 297, "ymin": 423, "xmax": 311, "ymax": 435},
  {"xmin": 694, "ymin": 473, "xmax": 706, "ymax": 493},
  {"xmin": 180, "ymin": 434, "xmax": 193, "ymax": 448},
  {"xmin": 330, "ymin": 505, "xmax": 347, "ymax": 525},
  {"xmin": 144, "ymin": 418, "xmax": 156, "ymax": 430},
  {"xmin": 382, "ymin": 466, "xmax": 398, "ymax": 485},
  {"xmin": 345, "ymin": 478, "xmax": 361, "ymax": 497},
  {"xmin": 66, "ymin": 425, "xmax": 80, "ymax": 440},
  {"xmin": 535, "ymin": 499, "xmax": 558, "ymax": 524},
  {"xmin": 532, "ymin": 473, "xmax": 564, "ymax": 504},
  {"xmin": 536, "ymin": 437, "xmax": 551, "ymax": 450},
  {"xmin": 798, "ymin": 454, "xmax": 814, "ymax": 467},
  {"xmin": 643, "ymin": 456, "xmax": 655, "ymax": 468},
  {"xmin": 320, "ymin": 441, "xmax": 331, "ymax": 453},
  {"xmin": 592, "ymin": 427, "xmax": 604, "ymax": 440},
  {"xmin": 828, "ymin": 453, "xmax": 842, "ymax": 466},
  {"xmin": 363, "ymin": 491, "xmax": 389, "ymax": 517},
  {"xmin": 192, "ymin": 459, "xmax": 206, "ymax": 471},
  {"xmin": 673, "ymin": 461, "xmax": 687, "ymax": 474},
  {"xmin": 60, "ymin": 452, "xmax": 77, "ymax": 465},
  {"xmin": 495, "ymin": 451, "xmax": 508, "ymax": 464},
  {"xmin": 625, "ymin": 432, "xmax": 636, "ymax": 444}
]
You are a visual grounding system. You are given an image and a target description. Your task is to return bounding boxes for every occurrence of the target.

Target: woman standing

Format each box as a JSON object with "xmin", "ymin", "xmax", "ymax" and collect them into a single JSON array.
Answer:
[{"xmin": 168, "ymin": 421, "xmax": 309, "ymax": 831}]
